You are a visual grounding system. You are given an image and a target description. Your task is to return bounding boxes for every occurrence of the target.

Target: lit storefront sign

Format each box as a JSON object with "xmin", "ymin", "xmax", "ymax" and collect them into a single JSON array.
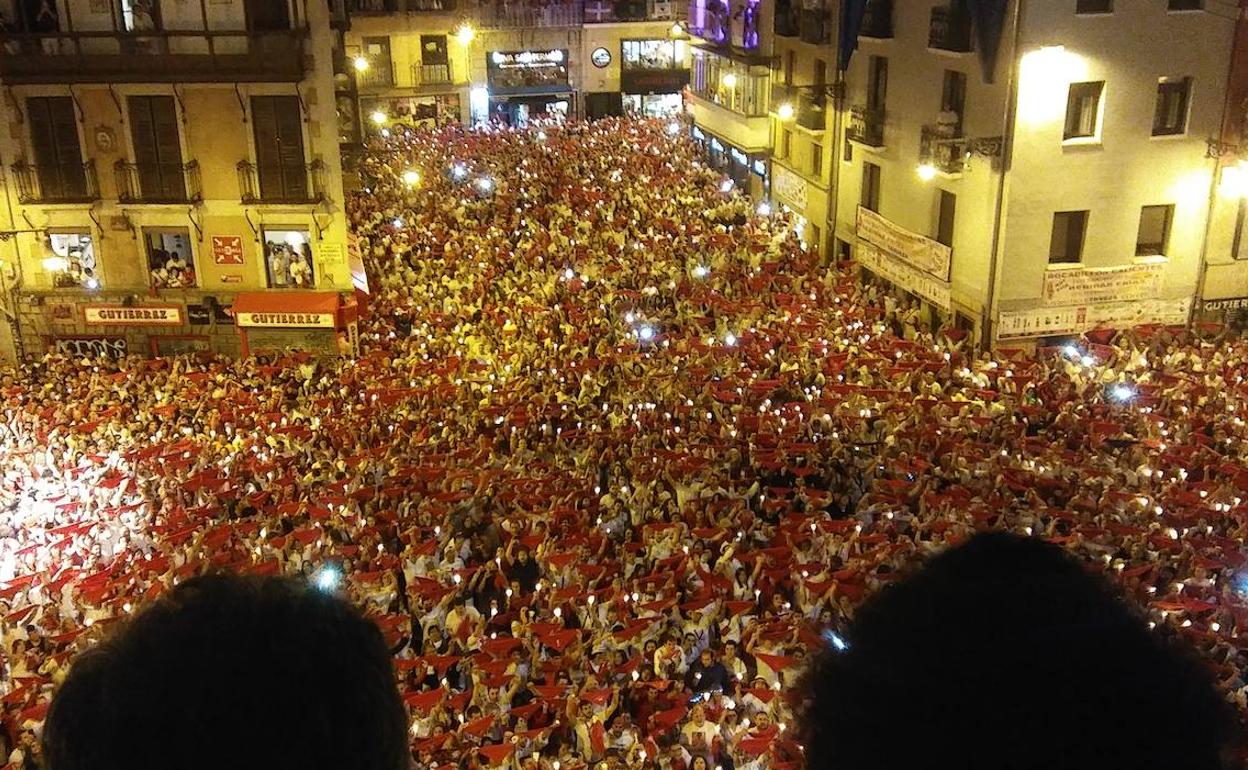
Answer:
[
  {"xmin": 235, "ymin": 311, "xmax": 337, "ymax": 329},
  {"xmin": 487, "ymin": 50, "xmax": 570, "ymax": 94},
  {"xmin": 83, "ymin": 305, "xmax": 184, "ymax": 326}
]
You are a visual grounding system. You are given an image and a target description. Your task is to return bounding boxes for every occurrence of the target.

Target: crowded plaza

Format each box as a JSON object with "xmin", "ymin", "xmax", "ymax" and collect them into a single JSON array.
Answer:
[{"xmin": 2, "ymin": 117, "xmax": 1248, "ymax": 767}]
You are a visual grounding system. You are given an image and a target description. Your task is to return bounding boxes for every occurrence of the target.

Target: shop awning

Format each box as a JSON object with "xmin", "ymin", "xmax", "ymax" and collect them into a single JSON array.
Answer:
[{"xmin": 233, "ymin": 292, "xmax": 355, "ymax": 329}]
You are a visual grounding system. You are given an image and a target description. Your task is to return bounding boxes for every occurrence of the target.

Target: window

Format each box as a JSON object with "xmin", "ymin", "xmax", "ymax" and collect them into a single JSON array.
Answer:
[
  {"xmin": 940, "ymin": 70, "xmax": 967, "ymax": 134},
  {"xmin": 27, "ymin": 97, "xmax": 88, "ymax": 201},
  {"xmin": 622, "ymin": 39, "xmax": 677, "ymax": 70},
  {"xmin": 867, "ymin": 56, "xmax": 888, "ymax": 112},
  {"xmin": 1075, "ymin": 0, "xmax": 1111, "ymax": 13},
  {"xmin": 936, "ymin": 190, "xmax": 956, "ymax": 247},
  {"xmin": 811, "ymin": 223, "xmax": 821, "ymax": 252},
  {"xmin": 263, "ymin": 229, "xmax": 315, "ymax": 289},
  {"xmin": 784, "ymin": 50, "xmax": 795, "ymax": 85},
  {"xmin": 128, "ymin": 96, "xmax": 187, "ymax": 201},
  {"xmin": 46, "ymin": 232, "xmax": 98, "ymax": 289},
  {"xmin": 862, "ymin": 162, "xmax": 881, "ymax": 212},
  {"xmin": 1064, "ymin": 81, "xmax": 1104, "ymax": 140},
  {"xmin": 1153, "ymin": 77, "xmax": 1191, "ymax": 136},
  {"xmin": 836, "ymin": 238, "xmax": 852, "ymax": 262},
  {"xmin": 1136, "ymin": 205, "xmax": 1174, "ymax": 256},
  {"xmin": 1049, "ymin": 211, "xmax": 1088, "ymax": 264},
  {"xmin": 145, "ymin": 228, "xmax": 196, "ymax": 289},
  {"xmin": 843, "ymin": 136, "xmax": 854, "ymax": 163},
  {"xmin": 251, "ymin": 96, "xmax": 308, "ymax": 201},
  {"xmin": 360, "ymin": 37, "xmax": 393, "ymax": 87},
  {"xmin": 420, "ymin": 35, "xmax": 451, "ymax": 84},
  {"xmin": 779, "ymin": 128, "xmax": 791, "ymax": 158},
  {"xmin": 811, "ymin": 143, "xmax": 823, "ymax": 176},
  {"xmin": 814, "ymin": 58, "xmax": 826, "ymax": 91},
  {"xmin": 1168, "ymin": 0, "xmax": 1201, "ymax": 9}
]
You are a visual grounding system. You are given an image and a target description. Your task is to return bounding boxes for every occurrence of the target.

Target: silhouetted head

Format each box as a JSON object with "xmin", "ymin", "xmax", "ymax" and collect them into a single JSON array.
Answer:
[
  {"xmin": 800, "ymin": 532, "xmax": 1234, "ymax": 770},
  {"xmin": 44, "ymin": 573, "xmax": 407, "ymax": 770}
]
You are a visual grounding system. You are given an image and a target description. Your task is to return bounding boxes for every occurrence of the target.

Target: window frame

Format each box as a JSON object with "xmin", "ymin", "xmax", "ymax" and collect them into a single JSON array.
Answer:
[
  {"xmin": 47, "ymin": 230, "xmax": 99, "ymax": 290},
  {"xmin": 1048, "ymin": 210, "xmax": 1089, "ymax": 265},
  {"xmin": 1152, "ymin": 77, "xmax": 1191, "ymax": 137},
  {"xmin": 1063, "ymin": 81, "xmax": 1105, "ymax": 143},
  {"xmin": 1075, "ymin": 0, "xmax": 1112, "ymax": 14},
  {"xmin": 1135, "ymin": 204, "xmax": 1174, "ymax": 257},
  {"xmin": 144, "ymin": 227, "xmax": 198, "ymax": 290},
  {"xmin": 861, "ymin": 161, "xmax": 881, "ymax": 213},
  {"xmin": 261, "ymin": 227, "xmax": 317, "ymax": 290}
]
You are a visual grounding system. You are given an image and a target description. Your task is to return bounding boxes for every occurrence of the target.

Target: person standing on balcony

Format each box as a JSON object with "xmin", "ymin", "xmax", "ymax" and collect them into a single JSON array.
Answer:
[{"xmin": 27, "ymin": 0, "xmax": 58, "ymax": 54}]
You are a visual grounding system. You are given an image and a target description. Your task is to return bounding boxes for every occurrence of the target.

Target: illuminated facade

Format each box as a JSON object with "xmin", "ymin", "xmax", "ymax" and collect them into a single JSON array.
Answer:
[
  {"xmin": 0, "ymin": 0, "xmax": 360, "ymax": 361},
  {"xmin": 835, "ymin": 0, "xmax": 1235, "ymax": 348},
  {"xmin": 343, "ymin": 0, "xmax": 690, "ymax": 130}
]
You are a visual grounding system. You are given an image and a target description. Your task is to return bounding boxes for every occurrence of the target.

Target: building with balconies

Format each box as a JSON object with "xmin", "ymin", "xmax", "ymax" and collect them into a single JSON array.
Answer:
[
  {"xmin": 0, "ymin": 0, "xmax": 361, "ymax": 362},
  {"xmin": 834, "ymin": 0, "xmax": 1235, "ymax": 349},
  {"xmin": 345, "ymin": 0, "xmax": 689, "ymax": 128}
]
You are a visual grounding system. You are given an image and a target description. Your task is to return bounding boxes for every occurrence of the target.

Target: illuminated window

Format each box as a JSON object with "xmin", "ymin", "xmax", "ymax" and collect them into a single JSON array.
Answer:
[
  {"xmin": 622, "ymin": 40, "xmax": 677, "ymax": 70},
  {"xmin": 1136, "ymin": 205, "xmax": 1174, "ymax": 256},
  {"xmin": 1049, "ymin": 211, "xmax": 1088, "ymax": 264},
  {"xmin": 1153, "ymin": 77, "xmax": 1191, "ymax": 136},
  {"xmin": 263, "ymin": 229, "xmax": 315, "ymax": 289},
  {"xmin": 47, "ymin": 232, "xmax": 98, "ymax": 289},
  {"xmin": 1167, "ymin": 0, "xmax": 1201, "ymax": 9},
  {"xmin": 146, "ymin": 228, "xmax": 196, "ymax": 289},
  {"xmin": 1063, "ymin": 81, "xmax": 1103, "ymax": 141}
]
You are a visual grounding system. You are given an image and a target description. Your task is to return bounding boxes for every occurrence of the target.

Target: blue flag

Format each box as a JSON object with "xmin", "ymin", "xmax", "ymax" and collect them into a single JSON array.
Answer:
[{"xmin": 838, "ymin": 0, "xmax": 869, "ymax": 72}]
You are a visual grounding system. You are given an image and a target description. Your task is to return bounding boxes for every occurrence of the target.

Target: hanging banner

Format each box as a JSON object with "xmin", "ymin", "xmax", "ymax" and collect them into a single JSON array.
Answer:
[
  {"xmin": 857, "ymin": 240, "xmax": 951, "ymax": 311},
  {"xmin": 772, "ymin": 164, "xmax": 808, "ymax": 211},
  {"xmin": 997, "ymin": 297, "xmax": 1191, "ymax": 340},
  {"xmin": 838, "ymin": 0, "xmax": 869, "ymax": 72},
  {"xmin": 856, "ymin": 206, "xmax": 952, "ymax": 281},
  {"xmin": 967, "ymin": 0, "xmax": 1008, "ymax": 83},
  {"xmin": 1042, "ymin": 261, "xmax": 1165, "ymax": 307}
]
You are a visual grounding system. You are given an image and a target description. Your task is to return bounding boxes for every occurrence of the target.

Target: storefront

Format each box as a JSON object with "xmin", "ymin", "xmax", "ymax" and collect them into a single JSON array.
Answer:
[
  {"xmin": 690, "ymin": 124, "xmax": 768, "ymax": 194},
  {"xmin": 232, "ymin": 292, "xmax": 360, "ymax": 357},
  {"xmin": 486, "ymin": 50, "xmax": 575, "ymax": 126},
  {"xmin": 22, "ymin": 297, "xmax": 244, "ymax": 358},
  {"xmin": 854, "ymin": 206, "xmax": 954, "ymax": 331},
  {"xmin": 620, "ymin": 39, "xmax": 689, "ymax": 118},
  {"xmin": 361, "ymin": 94, "xmax": 462, "ymax": 129}
]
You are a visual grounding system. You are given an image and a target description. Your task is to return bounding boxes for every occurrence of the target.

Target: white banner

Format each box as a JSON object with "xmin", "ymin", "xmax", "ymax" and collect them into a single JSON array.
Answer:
[
  {"xmin": 772, "ymin": 164, "xmax": 808, "ymax": 211},
  {"xmin": 235, "ymin": 311, "xmax": 337, "ymax": 329},
  {"xmin": 857, "ymin": 240, "xmax": 951, "ymax": 311},
  {"xmin": 856, "ymin": 206, "xmax": 952, "ymax": 281},
  {"xmin": 83, "ymin": 305, "xmax": 183, "ymax": 326},
  {"xmin": 996, "ymin": 297, "xmax": 1191, "ymax": 340},
  {"xmin": 1042, "ymin": 260, "xmax": 1165, "ymax": 306}
]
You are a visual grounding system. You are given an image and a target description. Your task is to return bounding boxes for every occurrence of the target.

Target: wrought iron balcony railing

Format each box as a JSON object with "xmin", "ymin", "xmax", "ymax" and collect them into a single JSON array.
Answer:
[
  {"xmin": 847, "ymin": 105, "xmax": 885, "ymax": 147},
  {"xmin": 115, "ymin": 160, "xmax": 202, "ymax": 203},
  {"xmin": 237, "ymin": 160, "xmax": 325, "ymax": 205},
  {"xmin": 12, "ymin": 160, "xmax": 99, "ymax": 204}
]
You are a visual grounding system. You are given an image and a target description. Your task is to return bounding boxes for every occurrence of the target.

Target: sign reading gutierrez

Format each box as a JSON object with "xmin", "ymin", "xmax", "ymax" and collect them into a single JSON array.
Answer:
[
  {"xmin": 83, "ymin": 305, "xmax": 183, "ymax": 326},
  {"xmin": 235, "ymin": 311, "xmax": 336, "ymax": 328},
  {"xmin": 856, "ymin": 206, "xmax": 952, "ymax": 281}
]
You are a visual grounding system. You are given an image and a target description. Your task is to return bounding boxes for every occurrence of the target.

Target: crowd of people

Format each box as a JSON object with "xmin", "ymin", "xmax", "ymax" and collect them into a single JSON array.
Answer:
[{"xmin": 2, "ymin": 118, "xmax": 1248, "ymax": 769}]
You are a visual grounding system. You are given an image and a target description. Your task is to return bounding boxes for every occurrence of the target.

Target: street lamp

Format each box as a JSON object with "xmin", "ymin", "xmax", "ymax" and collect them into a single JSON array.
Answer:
[
  {"xmin": 455, "ymin": 23, "xmax": 475, "ymax": 45},
  {"xmin": 722, "ymin": 73, "xmax": 737, "ymax": 89},
  {"xmin": 776, "ymin": 102, "xmax": 795, "ymax": 121},
  {"xmin": 370, "ymin": 110, "xmax": 388, "ymax": 126},
  {"xmin": 353, "ymin": 56, "xmax": 370, "ymax": 72},
  {"xmin": 916, "ymin": 163, "xmax": 937, "ymax": 181}
]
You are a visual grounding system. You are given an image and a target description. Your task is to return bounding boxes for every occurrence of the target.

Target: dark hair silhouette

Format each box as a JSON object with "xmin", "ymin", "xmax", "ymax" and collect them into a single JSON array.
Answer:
[
  {"xmin": 799, "ymin": 532, "xmax": 1235, "ymax": 770},
  {"xmin": 43, "ymin": 573, "xmax": 407, "ymax": 770}
]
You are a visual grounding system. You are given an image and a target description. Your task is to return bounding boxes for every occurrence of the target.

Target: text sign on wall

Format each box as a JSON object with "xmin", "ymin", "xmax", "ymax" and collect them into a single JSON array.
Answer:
[
  {"xmin": 857, "ymin": 240, "xmax": 952, "ymax": 311},
  {"xmin": 996, "ymin": 297, "xmax": 1191, "ymax": 340},
  {"xmin": 1042, "ymin": 260, "xmax": 1165, "ymax": 306},
  {"xmin": 212, "ymin": 236, "xmax": 245, "ymax": 265},
  {"xmin": 83, "ymin": 305, "xmax": 184, "ymax": 326},
  {"xmin": 856, "ymin": 206, "xmax": 952, "ymax": 281},
  {"xmin": 235, "ymin": 311, "xmax": 337, "ymax": 328},
  {"xmin": 772, "ymin": 164, "xmax": 808, "ymax": 211}
]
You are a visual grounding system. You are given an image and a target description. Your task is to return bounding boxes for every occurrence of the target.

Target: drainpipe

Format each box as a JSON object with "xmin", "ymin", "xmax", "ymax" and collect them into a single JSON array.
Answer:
[
  {"xmin": 1191, "ymin": 4, "xmax": 1247, "ymax": 326},
  {"xmin": 827, "ymin": 69, "xmax": 845, "ymax": 261},
  {"xmin": 981, "ymin": 0, "xmax": 1024, "ymax": 352}
]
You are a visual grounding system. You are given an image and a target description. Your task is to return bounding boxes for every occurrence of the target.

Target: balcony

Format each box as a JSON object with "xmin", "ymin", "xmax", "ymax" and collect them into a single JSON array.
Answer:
[
  {"xmin": 478, "ymin": 1, "xmax": 584, "ymax": 28},
  {"xmin": 774, "ymin": 3, "xmax": 799, "ymax": 36},
  {"xmin": 919, "ymin": 125, "xmax": 965, "ymax": 175},
  {"xmin": 358, "ymin": 60, "xmax": 396, "ymax": 90},
  {"xmin": 237, "ymin": 161, "xmax": 326, "ymax": 205},
  {"xmin": 860, "ymin": 0, "xmax": 893, "ymax": 38},
  {"xmin": 346, "ymin": 0, "xmax": 400, "ymax": 11},
  {"xmin": 348, "ymin": 0, "xmax": 457, "ymax": 8},
  {"xmin": 12, "ymin": 161, "xmax": 99, "ymax": 204},
  {"xmin": 929, "ymin": 5, "xmax": 972, "ymax": 53},
  {"xmin": 0, "ymin": 30, "xmax": 306, "ymax": 84},
  {"xmin": 771, "ymin": 83, "xmax": 827, "ymax": 132},
  {"xmin": 584, "ymin": 0, "xmax": 671, "ymax": 21},
  {"xmin": 415, "ymin": 63, "xmax": 453, "ymax": 86},
  {"xmin": 115, "ymin": 161, "xmax": 202, "ymax": 204},
  {"xmin": 848, "ymin": 105, "xmax": 885, "ymax": 147}
]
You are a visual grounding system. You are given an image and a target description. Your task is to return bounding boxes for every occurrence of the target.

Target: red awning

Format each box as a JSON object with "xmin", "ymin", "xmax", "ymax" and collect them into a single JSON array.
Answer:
[{"xmin": 232, "ymin": 292, "xmax": 341, "ymax": 316}]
